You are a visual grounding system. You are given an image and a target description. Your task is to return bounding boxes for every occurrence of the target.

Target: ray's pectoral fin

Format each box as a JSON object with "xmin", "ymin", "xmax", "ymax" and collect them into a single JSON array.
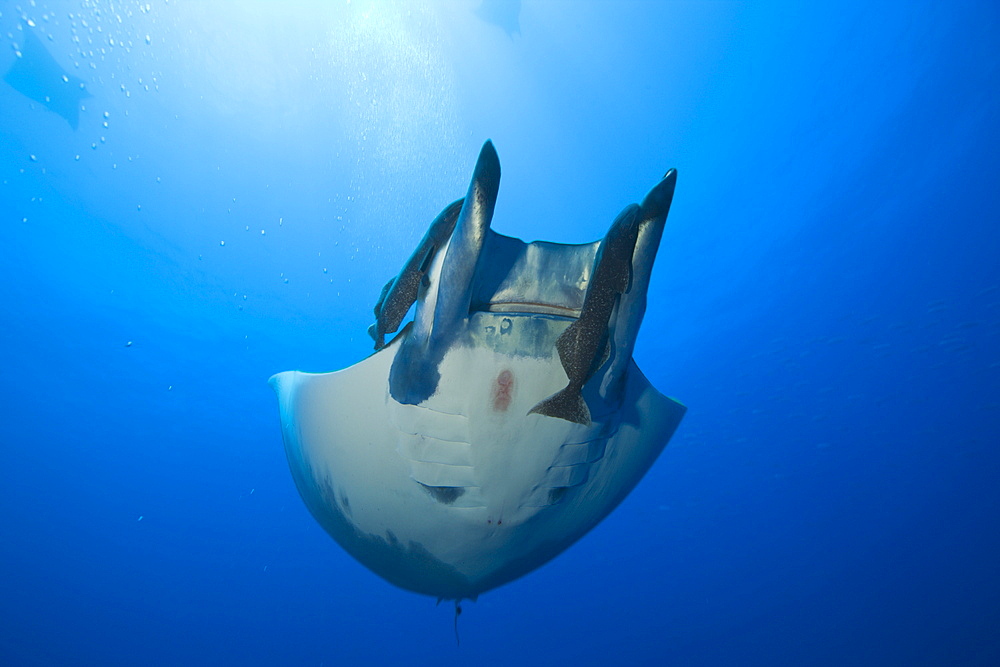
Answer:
[
  {"xmin": 369, "ymin": 199, "xmax": 464, "ymax": 350},
  {"xmin": 388, "ymin": 141, "xmax": 501, "ymax": 405}
]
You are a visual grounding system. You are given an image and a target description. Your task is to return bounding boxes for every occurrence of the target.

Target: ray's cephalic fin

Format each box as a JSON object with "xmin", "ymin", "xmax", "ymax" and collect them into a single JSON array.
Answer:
[
  {"xmin": 529, "ymin": 204, "xmax": 640, "ymax": 424},
  {"xmin": 388, "ymin": 141, "xmax": 501, "ymax": 405},
  {"xmin": 530, "ymin": 168, "xmax": 677, "ymax": 425},
  {"xmin": 368, "ymin": 198, "xmax": 465, "ymax": 350}
]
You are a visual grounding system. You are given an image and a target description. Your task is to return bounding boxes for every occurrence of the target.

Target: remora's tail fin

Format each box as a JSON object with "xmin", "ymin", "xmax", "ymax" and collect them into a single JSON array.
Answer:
[{"xmin": 529, "ymin": 387, "xmax": 591, "ymax": 425}]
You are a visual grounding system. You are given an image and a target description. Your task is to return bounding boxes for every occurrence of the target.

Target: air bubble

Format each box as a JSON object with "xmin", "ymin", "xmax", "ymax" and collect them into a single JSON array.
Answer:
[{"xmin": 220, "ymin": 240, "xmax": 225, "ymax": 246}]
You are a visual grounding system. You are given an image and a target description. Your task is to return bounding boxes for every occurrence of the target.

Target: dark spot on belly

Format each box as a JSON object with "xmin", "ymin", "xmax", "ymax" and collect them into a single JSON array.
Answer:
[
  {"xmin": 419, "ymin": 483, "xmax": 465, "ymax": 505},
  {"xmin": 548, "ymin": 487, "xmax": 570, "ymax": 504}
]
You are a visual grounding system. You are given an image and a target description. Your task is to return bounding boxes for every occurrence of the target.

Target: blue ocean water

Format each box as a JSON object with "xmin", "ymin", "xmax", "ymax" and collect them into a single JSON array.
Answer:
[{"xmin": 1, "ymin": 1, "xmax": 998, "ymax": 665}]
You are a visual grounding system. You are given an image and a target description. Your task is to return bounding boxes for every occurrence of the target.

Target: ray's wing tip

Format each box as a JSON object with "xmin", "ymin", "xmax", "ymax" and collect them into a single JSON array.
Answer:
[{"xmin": 268, "ymin": 370, "xmax": 298, "ymax": 392}]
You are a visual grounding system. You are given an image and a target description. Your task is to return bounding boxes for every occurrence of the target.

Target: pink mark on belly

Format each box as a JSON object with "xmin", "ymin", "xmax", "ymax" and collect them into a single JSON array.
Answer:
[{"xmin": 492, "ymin": 369, "xmax": 514, "ymax": 412}]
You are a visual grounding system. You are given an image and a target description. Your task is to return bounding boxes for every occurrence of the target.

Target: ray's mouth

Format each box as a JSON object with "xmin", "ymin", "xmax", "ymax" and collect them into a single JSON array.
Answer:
[{"xmin": 480, "ymin": 301, "xmax": 581, "ymax": 318}]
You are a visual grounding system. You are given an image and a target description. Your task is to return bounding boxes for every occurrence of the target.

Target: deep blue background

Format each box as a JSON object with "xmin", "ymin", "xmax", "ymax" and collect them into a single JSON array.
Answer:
[{"xmin": 1, "ymin": 2, "xmax": 998, "ymax": 665}]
